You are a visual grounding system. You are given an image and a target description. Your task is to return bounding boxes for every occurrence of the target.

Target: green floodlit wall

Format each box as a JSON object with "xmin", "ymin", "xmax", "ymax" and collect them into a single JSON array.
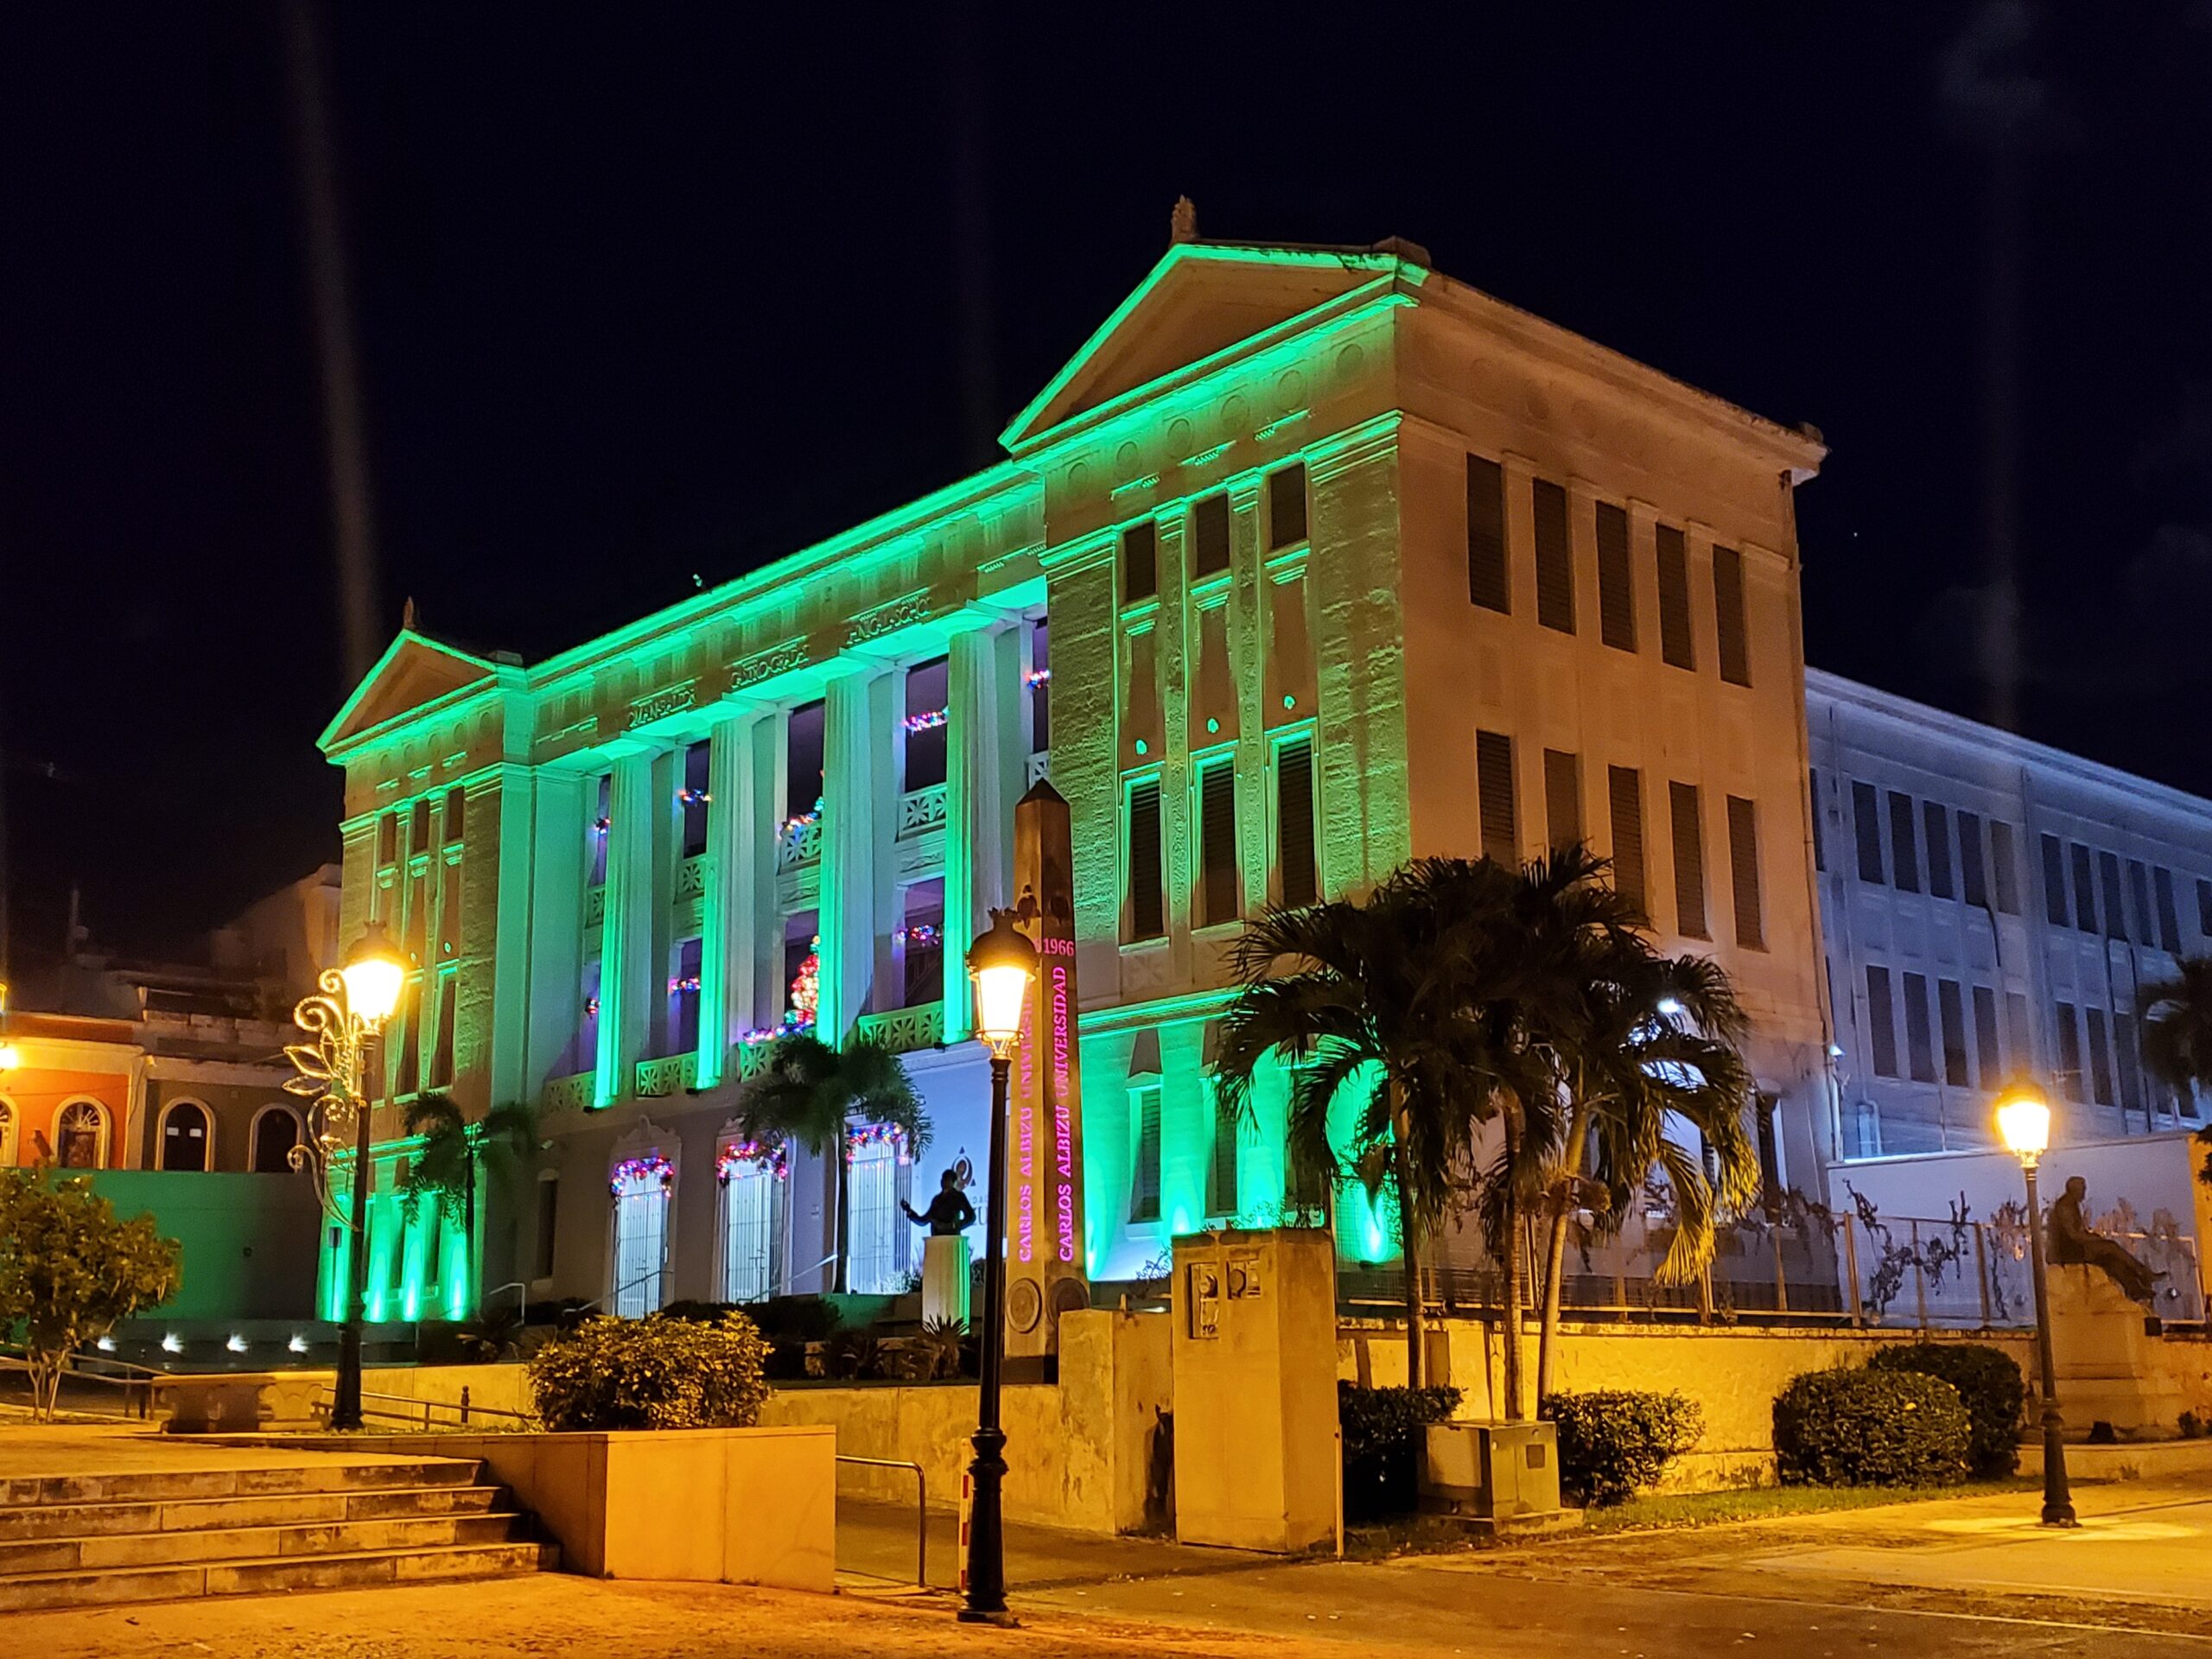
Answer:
[
  {"xmin": 314, "ymin": 1185, "xmax": 472, "ymax": 1325},
  {"xmin": 79, "ymin": 1171, "xmax": 322, "ymax": 1322}
]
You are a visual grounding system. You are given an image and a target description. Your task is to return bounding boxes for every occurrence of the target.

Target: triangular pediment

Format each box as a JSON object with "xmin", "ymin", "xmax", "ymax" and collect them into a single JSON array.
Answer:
[
  {"xmin": 320, "ymin": 632, "xmax": 498, "ymax": 753},
  {"xmin": 1001, "ymin": 242, "xmax": 1414, "ymax": 454}
]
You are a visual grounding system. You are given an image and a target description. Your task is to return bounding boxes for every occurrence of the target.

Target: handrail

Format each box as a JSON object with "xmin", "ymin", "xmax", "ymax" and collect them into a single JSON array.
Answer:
[
  {"xmin": 315, "ymin": 1383, "xmax": 537, "ymax": 1429},
  {"xmin": 836, "ymin": 1456, "xmax": 926, "ymax": 1588}
]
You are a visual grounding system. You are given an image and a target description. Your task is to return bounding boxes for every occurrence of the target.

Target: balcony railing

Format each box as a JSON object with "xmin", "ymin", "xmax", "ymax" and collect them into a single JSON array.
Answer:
[
  {"xmin": 777, "ymin": 815, "xmax": 821, "ymax": 870},
  {"xmin": 1027, "ymin": 750, "xmax": 1049, "ymax": 787},
  {"xmin": 674, "ymin": 854, "xmax": 709, "ymax": 901},
  {"xmin": 583, "ymin": 884, "xmax": 607, "ymax": 928},
  {"xmin": 635, "ymin": 1052, "xmax": 698, "ymax": 1098},
  {"xmin": 897, "ymin": 783, "xmax": 947, "ymax": 839},
  {"xmin": 855, "ymin": 1004, "xmax": 946, "ymax": 1054},
  {"xmin": 541, "ymin": 1071, "xmax": 594, "ymax": 1115}
]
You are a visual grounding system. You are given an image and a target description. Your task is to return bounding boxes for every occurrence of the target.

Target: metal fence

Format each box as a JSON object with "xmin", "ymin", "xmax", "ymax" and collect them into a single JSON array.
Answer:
[{"xmin": 1332, "ymin": 1206, "xmax": 2205, "ymax": 1329}]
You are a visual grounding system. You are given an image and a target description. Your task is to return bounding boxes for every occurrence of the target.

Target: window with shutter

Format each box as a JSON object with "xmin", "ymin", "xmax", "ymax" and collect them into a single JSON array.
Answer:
[
  {"xmin": 1809, "ymin": 769, "xmax": 1825, "ymax": 873},
  {"xmin": 1853, "ymin": 781, "xmax": 1885, "ymax": 884},
  {"xmin": 1713, "ymin": 544, "xmax": 1750, "ymax": 685},
  {"xmin": 2129, "ymin": 861, "xmax": 2156, "ymax": 948},
  {"xmin": 2100, "ymin": 851, "xmax": 2127, "ymax": 942},
  {"xmin": 2054, "ymin": 1001, "xmax": 2083, "ymax": 1100},
  {"xmin": 1122, "ymin": 520, "xmax": 1157, "ymax": 604},
  {"xmin": 1478, "ymin": 731, "xmax": 1517, "ymax": 865},
  {"xmin": 1991, "ymin": 821, "xmax": 2021, "ymax": 913},
  {"xmin": 1656, "ymin": 524, "xmax": 1694, "ymax": 670},
  {"xmin": 1275, "ymin": 737, "xmax": 1318, "ymax": 908},
  {"xmin": 1726, "ymin": 794, "xmax": 1764, "ymax": 950},
  {"xmin": 1130, "ymin": 1086, "xmax": 1161, "ymax": 1221},
  {"xmin": 1923, "ymin": 801, "xmax": 1954, "ymax": 899},
  {"xmin": 1958, "ymin": 810, "xmax": 1988, "ymax": 908},
  {"xmin": 1886, "ymin": 791, "xmax": 1920, "ymax": 893},
  {"xmin": 444, "ymin": 786, "xmax": 466, "ymax": 843},
  {"xmin": 2005, "ymin": 991, "xmax": 2033, "ymax": 1070},
  {"xmin": 1198, "ymin": 760, "xmax": 1239, "ymax": 927},
  {"xmin": 2086, "ymin": 1008, "xmax": 2114, "ymax": 1105},
  {"xmin": 1267, "ymin": 464, "xmax": 1307, "ymax": 551},
  {"xmin": 1127, "ymin": 780, "xmax": 1164, "ymax": 940},
  {"xmin": 1466, "ymin": 454, "xmax": 1509, "ymax": 613},
  {"xmin": 431, "ymin": 975, "xmax": 458, "ymax": 1089},
  {"xmin": 1866, "ymin": 967, "xmax": 1899, "ymax": 1078},
  {"xmin": 2041, "ymin": 834, "xmax": 2070, "ymax": 926},
  {"xmin": 2070, "ymin": 843, "xmax": 2098, "ymax": 934},
  {"xmin": 1209, "ymin": 1090, "xmax": 1241, "ymax": 1217},
  {"xmin": 1903, "ymin": 972, "xmax": 1936, "ymax": 1083},
  {"xmin": 1669, "ymin": 781, "xmax": 1707, "ymax": 940},
  {"xmin": 1596, "ymin": 501, "xmax": 1634, "ymax": 652},
  {"xmin": 1936, "ymin": 979, "xmax": 1969, "ymax": 1087},
  {"xmin": 1972, "ymin": 985, "xmax": 2002, "ymax": 1087},
  {"xmin": 1192, "ymin": 493, "xmax": 1231, "ymax": 579},
  {"xmin": 1533, "ymin": 478, "xmax": 1573, "ymax": 633},
  {"xmin": 2156, "ymin": 866, "xmax": 2182, "ymax": 950},
  {"xmin": 1544, "ymin": 749, "xmax": 1581, "ymax": 853},
  {"xmin": 1608, "ymin": 766, "xmax": 1645, "ymax": 915}
]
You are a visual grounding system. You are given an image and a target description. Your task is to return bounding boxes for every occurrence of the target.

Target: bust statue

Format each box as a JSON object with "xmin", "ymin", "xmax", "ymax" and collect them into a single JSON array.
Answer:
[{"xmin": 2046, "ymin": 1175, "xmax": 2162, "ymax": 1305}]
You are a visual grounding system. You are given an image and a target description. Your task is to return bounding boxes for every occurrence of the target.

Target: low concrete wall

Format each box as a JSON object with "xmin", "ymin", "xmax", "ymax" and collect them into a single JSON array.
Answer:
[
  {"xmin": 758, "ymin": 1308, "xmax": 1172, "ymax": 1534},
  {"xmin": 343, "ymin": 1425, "xmax": 835, "ymax": 1591},
  {"xmin": 1341, "ymin": 1319, "xmax": 2039, "ymax": 1490}
]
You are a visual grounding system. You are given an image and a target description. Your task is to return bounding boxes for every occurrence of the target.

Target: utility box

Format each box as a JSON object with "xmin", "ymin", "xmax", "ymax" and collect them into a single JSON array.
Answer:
[
  {"xmin": 1423, "ymin": 1421, "xmax": 1564, "ymax": 1527},
  {"xmin": 1170, "ymin": 1228, "xmax": 1337, "ymax": 1553}
]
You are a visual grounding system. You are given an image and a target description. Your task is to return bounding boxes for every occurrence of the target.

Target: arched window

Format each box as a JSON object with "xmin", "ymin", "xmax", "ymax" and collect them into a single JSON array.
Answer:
[
  {"xmin": 56, "ymin": 1101, "xmax": 110, "ymax": 1170},
  {"xmin": 844, "ymin": 1124, "xmax": 913, "ymax": 1294},
  {"xmin": 608, "ymin": 1149, "xmax": 674, "ymax": 1318},
  {"xmin": 160, "ymin": 1101, "xmax": 211, "ymax": 1173},
  {"xmin": 0, "ymin": 1098, "xmax": 16, "ymax": 1166},
  {"xmin": 251, "ymin": 1106, "xmax": 303, "ymax": 1173},
  {"xmin": 716, "ymin": 1139, "xmax": 787, "ymax": 1304}
]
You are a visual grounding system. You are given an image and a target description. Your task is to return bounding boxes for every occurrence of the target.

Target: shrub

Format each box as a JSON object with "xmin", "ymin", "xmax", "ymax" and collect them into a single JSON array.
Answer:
[
  {"xmin": 1869, "ymin": 1343, "xmax": 2024, "ymax": 1478},
  {"xmin": 1541, "ymin": 1389, "xmax": 1704, "ymax": 1507},
  {"xmin": 527, "ymin": 1313, "xmax": 770, "ymax": 1431},
  {"xmin": 1338, "ymin": 1382, "xmax": 1461, "ymax": 1520},
  {"xmin": 1773, "ymin": 1365, "xmax": 1970, "ymax": 1487}
]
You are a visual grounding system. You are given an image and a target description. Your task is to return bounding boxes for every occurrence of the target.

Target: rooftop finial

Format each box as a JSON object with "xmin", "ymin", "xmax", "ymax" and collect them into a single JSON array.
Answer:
[
  {"xmin": 1171, "ymin": 196, "xmax": 1198, "ymax": 245},
  {"xmin": 402, "ymin": 596, "xmax": 418, "ymax": 632}
]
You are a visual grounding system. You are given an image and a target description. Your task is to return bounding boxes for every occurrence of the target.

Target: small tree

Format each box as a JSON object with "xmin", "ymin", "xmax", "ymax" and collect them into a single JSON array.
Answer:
[{"xmin": 0, "ymin": 1171, "xmax": 181, "ymax": 1420}]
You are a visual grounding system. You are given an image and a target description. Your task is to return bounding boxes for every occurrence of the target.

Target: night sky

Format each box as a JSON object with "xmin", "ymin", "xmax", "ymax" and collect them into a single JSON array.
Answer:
[{"xmin": 4, "ymin": 4, "xmax": 2209, "ymax": 977}]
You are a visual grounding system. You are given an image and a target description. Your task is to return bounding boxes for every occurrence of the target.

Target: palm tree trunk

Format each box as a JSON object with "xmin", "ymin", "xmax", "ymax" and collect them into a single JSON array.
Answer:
[
  {"xmin": 1391, "ymin": 1101, "xmax": 1424, "ymax": 1390},
  {"xmin": 1535, "ymin": 1107, "xmax": 1592, "ymax": 1408},
  {"xmin": 1499, "ymin": 1107, "xmax": 1525, "ymax": 1421}
]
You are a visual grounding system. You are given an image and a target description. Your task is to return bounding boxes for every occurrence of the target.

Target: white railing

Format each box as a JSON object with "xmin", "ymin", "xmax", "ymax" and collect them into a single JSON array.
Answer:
[
  {"xmin": 777, "ymin": 816, "xmax": 821, "ymax": 870},
  {"xmin": 635, "ymin": 1052, "xmax": 698, "ymax": 1098},
  {"xmin": 897, "ymin": 783, "xmax": 948, "ymax": 839},
  {"xmin": 1027, "ymin": 751, "xmax": 1049, "ymax": 787},
  {"xmin": 855, "ymin": 1004, "xmax": 945, "ymax": 1054}
]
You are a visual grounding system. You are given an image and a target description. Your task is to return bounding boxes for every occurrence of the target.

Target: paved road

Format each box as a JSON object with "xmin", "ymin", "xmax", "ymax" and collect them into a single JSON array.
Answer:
[{"xmin": 836, "ymin": 1482, "xmax": 2212, "ymax": 1656}]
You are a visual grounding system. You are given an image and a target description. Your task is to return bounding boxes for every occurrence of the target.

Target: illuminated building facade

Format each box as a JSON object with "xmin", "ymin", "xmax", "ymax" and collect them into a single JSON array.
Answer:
[
  {"xmin": 1809, "ymin": 670, "xmax": 2212, "ymax": 1159},
  {"xmin": 322, "ymin": 231, "xmax": 1838, "ymax": 1319}
]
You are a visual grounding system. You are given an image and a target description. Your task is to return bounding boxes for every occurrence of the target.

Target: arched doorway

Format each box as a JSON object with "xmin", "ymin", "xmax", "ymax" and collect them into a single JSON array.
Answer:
[{"xmin": 160, "ymin": 1101, "xmax": 211, "ymax": 1172}]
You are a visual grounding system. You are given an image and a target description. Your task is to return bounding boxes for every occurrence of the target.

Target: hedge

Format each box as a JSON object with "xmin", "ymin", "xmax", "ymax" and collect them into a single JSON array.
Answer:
[
  {"xmin": 1867, "ymin": 1343, "xmax": 2024, "ymax": 1478},
  {"xmin": 1541, "ymin": 1389, "xmax": 1704, "ymax": 1507},
  {"xmin": 1773, "ymin": 1365, "xmax": 1970, "ymax": 1486},
  {"xmin": 1338, "ymin": 1382, "xmax": 1461, "ymax": 1519},
  {"xmin": 528, "ymin": 1312, "xmax": 771, "ymax": 1431}
]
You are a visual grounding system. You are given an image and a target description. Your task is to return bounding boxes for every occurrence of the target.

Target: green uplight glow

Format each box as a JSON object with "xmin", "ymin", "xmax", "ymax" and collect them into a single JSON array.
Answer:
[
  {"xmin": 1205, "ymin": 717, "xmax": 1219, "ymax": 734},
  {"xmin": 1135, "ymin": 739, "xmax": 1147, "ymax": 756}
]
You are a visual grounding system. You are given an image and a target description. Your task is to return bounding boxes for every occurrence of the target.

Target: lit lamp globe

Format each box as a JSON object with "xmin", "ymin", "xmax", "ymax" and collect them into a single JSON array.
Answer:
[
  {"xmin": 0, "ymin": 1041, "xmax": 19, "ymax": 1074},
  {"xmin": 966, "ymin": 911, "xmax": 1039, "ymax": 1058},
  {"xmin": 1994, "ymin": 1082, "xmax": 2052, "ymax": 1168},
  {"xmin": 340, "ymin": 921, "xmax": 410, "ymax": 1030}
]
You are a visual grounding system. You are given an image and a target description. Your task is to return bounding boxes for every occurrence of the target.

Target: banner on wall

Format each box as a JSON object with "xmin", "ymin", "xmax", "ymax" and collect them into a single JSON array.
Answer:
[{"xmin": 1004, "ymin": 779, "xmax": 1088, "ymax": 1363}]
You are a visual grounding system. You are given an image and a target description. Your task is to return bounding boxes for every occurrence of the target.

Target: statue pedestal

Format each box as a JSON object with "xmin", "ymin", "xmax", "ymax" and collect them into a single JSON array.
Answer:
[
  {"xmin": 2048, "ymin": 1264, "xmax": 2184, "ymax": 1439},
  {"xmin": 922, "ymin": 1234, "xmax": 971, "ymax": 1330}
]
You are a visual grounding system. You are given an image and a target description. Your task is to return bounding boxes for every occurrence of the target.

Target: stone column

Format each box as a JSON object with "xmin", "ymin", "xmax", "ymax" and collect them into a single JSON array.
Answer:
[
  {"xmin": 594, "ymin": 748, "xmax": 656, "ymax": 1109},
  {"xmin": 819, "ymin": 667, "xmax": 893, "ymax": 1041},
  {"xmin": 696, "ymin": 708, "xmax": 769, "ymax": 1088},
  {"xmin": 942, "ymin": 620, "xmax": 1021, "ymax": 1040}
]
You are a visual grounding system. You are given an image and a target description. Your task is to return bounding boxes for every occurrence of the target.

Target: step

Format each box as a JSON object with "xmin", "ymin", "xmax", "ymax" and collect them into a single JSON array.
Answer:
[
  {"xmin": 0, "ymin": 1459, "xmax": 484, "ymax": 1509},
  {"xmin": 0, "ymin": 1482, "xmax": 506, "ymax": 1543},
  {"xmin": 0, "ymin": 1510, "xmax": 531, "ymax": 1574},
  {"xmin": 0, "ymin": 1541, "xmax": 560, "ymax": 1612}
]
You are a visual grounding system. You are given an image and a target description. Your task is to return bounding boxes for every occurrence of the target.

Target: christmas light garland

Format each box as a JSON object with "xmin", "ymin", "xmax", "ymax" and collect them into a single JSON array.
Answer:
[
  {"xmin": 608, "ymin": 1153, "xmax": 675, "ymax": 1196},
  {"xmin": 717, "ymin": 1141, "xmax": 790, "ymax": 1184},
  {"xmin": 847, "ymin": 1122, "xmax": 912, "ymax": 1164}
]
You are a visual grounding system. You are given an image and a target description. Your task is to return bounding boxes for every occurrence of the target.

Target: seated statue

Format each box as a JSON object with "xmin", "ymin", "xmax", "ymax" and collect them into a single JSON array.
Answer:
[{"xmin": 2046, "ymin": 1175, "xmax": 2163, "ymax": 1305}]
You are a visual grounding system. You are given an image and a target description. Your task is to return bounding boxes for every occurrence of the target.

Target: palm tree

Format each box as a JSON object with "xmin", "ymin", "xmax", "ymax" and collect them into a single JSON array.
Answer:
[
  {"xmin": 1529, "ymin": 950, "xmax": 1758, "ymax": 1404},
  {"xmin": 735, "ymin": 1033, "xmax": 929, "ymax": 1294},
  {"xmin": 1214, "ymin": 859, "xmax": 1547, "ymax": 1390},
  {"xmin": 2139, "ymin": 957, "xmax": 2212, "ymax": 1180},
  {"xmin": 394, "ymin": 1094, "xmax": 538, "ymax": 1309}
]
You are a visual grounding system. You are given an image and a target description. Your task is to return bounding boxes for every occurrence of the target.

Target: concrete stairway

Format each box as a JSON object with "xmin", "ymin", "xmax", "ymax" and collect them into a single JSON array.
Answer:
[{"xmin": 0, "ymin": 1456, "xmax": 556, "ymax": 1611}]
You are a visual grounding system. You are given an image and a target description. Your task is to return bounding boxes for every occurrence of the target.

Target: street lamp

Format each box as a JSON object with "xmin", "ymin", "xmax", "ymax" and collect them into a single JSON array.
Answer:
[
  {"xmin": 1994, "ymin": 1077, "xmax": 2076, "ymax": 1528},
  {"xmin": 284, "ymin": 920, "xmax": 410, "ymax": 1432},
  {"xmin": 959, "ymin": 907, "xmax": 1038, "ymax": 1624}
]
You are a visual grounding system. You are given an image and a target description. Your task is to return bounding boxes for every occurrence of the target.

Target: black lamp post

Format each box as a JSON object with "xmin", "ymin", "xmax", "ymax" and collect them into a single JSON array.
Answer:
[
  {"xmin": 1995, "ymin": 1079, "xmax": 2076, "ymax": 1528},
  {"xmin": 959, "ymin": 908, "xmax": 1037, "ymax": 1624}
]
